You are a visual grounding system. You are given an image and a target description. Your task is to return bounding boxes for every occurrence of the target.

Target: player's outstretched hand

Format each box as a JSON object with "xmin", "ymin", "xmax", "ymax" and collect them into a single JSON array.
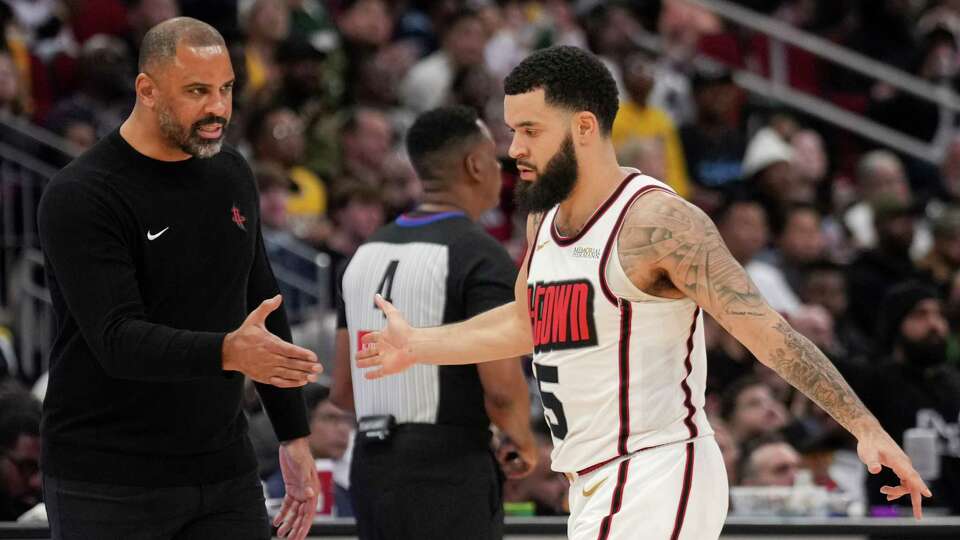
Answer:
[
  {"xmin": 274, "ymin": 438, "xmax": 319, "ymax": 540},
  {"xmin": 223, "ymin": 295, "xmax": 321, "ymax": 387},
  {"xmin": 356, "ymin": 294, "xmax": 415, "ymax": 379},
  {"xmin": 857, "ymin": 427, "xmax": 932, "ymax": 520}
]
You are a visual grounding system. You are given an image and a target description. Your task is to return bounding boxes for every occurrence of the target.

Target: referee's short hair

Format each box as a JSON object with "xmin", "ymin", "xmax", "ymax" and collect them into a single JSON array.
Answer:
[{"xmin": 406, "ymin": 106, "xmax": 484, "ymax": 186}]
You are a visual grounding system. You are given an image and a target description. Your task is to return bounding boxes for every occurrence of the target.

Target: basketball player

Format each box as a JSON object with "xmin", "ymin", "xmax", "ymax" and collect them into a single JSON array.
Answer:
[{"xmin": 357, "ymin": 46, "xmax": 933, "ymax": 538}]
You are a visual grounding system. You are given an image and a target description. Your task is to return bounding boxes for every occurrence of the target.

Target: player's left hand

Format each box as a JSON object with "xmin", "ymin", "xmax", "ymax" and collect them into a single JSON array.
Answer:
[
  {"xmin": 274, "ymin": 438, "xmax": 319, "ymax": 539},
  {"xmin": 857, "ymin": 427, "xmax": 932, "ymax": 520}
]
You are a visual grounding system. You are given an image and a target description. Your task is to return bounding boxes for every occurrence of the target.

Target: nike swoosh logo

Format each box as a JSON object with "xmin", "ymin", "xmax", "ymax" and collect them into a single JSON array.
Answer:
[
  {"xmin": 536, "ymin": 240, "xmax": 550, "ymax": 251},
  {"xmin": 147, "ymin": 227, "xmax": 169, "ymax": 241},
  {"xmin": 582, "ymin": 476, "xmax": 608, "ymax": 498}
]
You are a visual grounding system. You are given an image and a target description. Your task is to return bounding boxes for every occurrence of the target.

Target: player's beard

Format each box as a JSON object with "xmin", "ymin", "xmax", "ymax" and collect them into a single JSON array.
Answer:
[
  {"xmin": 515, "ymin": 132, "xmax": 579, "ymax": 213},
  {"xmin": 157, "ymin": 102, "xmax": 228, "ymax": 159}
]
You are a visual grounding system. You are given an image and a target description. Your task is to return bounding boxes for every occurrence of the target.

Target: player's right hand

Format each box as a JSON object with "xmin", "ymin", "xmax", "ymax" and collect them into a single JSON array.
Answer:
[
  {"xmin": 356, "ymin": 294, "xmax": 415, "ymax": 379},
  {"xmin": 222, "ymin": 295, "xmax": 321, "ymax": 387}
]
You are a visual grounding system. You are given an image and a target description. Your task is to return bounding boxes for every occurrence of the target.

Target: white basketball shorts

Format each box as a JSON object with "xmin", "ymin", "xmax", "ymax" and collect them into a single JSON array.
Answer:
[{"xmin": 566, "ymin": 436, "xmax": 728, "ymax": 540}]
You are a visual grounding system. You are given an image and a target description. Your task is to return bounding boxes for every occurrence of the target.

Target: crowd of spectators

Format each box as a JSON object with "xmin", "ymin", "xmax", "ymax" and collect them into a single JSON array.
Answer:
[{"xmin": 4, "ymin": 0, "xmax": 960, "ymax": 522}]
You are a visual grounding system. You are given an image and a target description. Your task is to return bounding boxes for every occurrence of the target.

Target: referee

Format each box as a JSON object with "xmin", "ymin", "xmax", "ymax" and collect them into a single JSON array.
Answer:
[{"xmin": 332, "ymin": 106, "xmax": 538, "ymax": 540}]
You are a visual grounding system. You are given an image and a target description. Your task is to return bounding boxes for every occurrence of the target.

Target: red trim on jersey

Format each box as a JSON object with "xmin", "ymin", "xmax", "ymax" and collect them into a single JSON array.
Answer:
[
  {"xmin": 596, "ymin": 458, "xmax": 631, "ymax": 540},
  {"xmin": 679, "ymin": 307, "xmax": 701, "ymax": 439},
  {"xmin": 577, "ymin": 454, "xmax": 619, "ymax": 477},
  {"xmin": 551, "ymin": 173, "xmax": 640, "ymax": 247},
  {"xmin": 598, "ymin": 184, "xmax": 676, "ymax": 307},
  {"xmin": 526, "ymin": 212, "xmax": 548, "ymax": 273},
  {"xmin": 617, "ymin": 300, "xmax": 632, "ymax": 456},
  {"xmin": 576, "ymin": 439, "xmax": 680, "ymax": 476},
  {"xmin": 670, "ymin": 442, "xmax": 696, "ymax": 540}
]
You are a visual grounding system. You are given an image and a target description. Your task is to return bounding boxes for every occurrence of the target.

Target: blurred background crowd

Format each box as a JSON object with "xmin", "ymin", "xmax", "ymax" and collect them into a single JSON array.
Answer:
[{"xmin": 3, "ymin": 0, "xmax": 960, "ymax": 524}]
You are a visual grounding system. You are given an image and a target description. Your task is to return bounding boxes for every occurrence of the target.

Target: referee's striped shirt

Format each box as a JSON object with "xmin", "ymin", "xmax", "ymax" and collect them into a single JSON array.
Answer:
[{"xmin": 338, "ymin": 211, "xmax": 516, "ymax": 428}]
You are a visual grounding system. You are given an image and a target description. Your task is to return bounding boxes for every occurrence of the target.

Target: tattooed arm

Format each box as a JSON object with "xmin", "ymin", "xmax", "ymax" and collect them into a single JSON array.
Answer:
[{"xmin": 618, "ymin": 191, "xmax": 931, "ymax": 517}]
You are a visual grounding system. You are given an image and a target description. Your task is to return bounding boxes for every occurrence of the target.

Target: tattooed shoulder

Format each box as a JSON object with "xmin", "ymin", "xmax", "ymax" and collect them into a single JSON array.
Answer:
[{"xmin": 617, "ymin": 192, "xmax": 766, "ymax": 319}]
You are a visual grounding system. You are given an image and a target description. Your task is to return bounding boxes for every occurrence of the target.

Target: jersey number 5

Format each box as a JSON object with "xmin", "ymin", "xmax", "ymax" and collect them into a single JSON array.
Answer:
[
  {"xmin": 534, "ymin": 362, "xmax": 568, "ymax": 440},
  {"xmin": 375, "ymin": 260, "xmax": 399, "ymax": 308}
]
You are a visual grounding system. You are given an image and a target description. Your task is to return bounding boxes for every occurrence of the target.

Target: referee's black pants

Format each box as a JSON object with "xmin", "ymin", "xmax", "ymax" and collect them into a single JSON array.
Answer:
[
  {"xmin": 43, "ymin": 469, "xmax": 269, "ymax": 540},
  {"xmin": 350, "ymin": 423, "xmax": 504, "ymax": 540}
]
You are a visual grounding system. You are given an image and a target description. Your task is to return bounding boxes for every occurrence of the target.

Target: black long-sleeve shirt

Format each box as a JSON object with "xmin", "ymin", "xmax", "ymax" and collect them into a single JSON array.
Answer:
[{"xmin": 37, "ymin": 129, "xmax": 309, "ymax": 486}]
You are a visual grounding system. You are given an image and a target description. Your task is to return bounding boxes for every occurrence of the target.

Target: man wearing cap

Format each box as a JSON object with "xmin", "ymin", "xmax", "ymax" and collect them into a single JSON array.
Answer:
[
  {"xmin": 679, "ymin": 65, "xmax": 746, "ymax": 191},
  {"xmin": 741, "ymin": 126, "xmax": 794, "ymax": 225},
  {"xmin": 918, "ymin": 206, "xmax": 960, "ymax": 290},
  {"xmin": 274, "ymin": 34, "xmax": 337, "ymax": 115},
  {"xmin": 844, "ymin": 150, "xmax": 933, "ymax": 259},
  {"xmin": 836, "ymin": 282, "xmax": 960, "ymax": 513},
  {"xmin": 847, "ymin": 197, "xmax": 935, "ymax": 335}
]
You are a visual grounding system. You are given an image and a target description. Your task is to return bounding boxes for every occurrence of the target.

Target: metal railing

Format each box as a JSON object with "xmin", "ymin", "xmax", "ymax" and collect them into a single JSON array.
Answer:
[
  {"xmin": 683, "ymin": 0, "xmax": 960, "ymax": 164},
  {"xmin": 8, "ymin": 249, "xmax": 51, "ymax": 381},
  {"xmin": 0, "ymin": 117, "xmax": 75, "ymax": 301}
]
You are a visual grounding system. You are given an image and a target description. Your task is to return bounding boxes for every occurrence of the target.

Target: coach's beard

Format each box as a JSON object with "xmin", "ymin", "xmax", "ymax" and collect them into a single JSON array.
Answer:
[
  {"xmin": 158, "ymin": 105, "xmax": 228, "ymax": 159},
  {"xmin": 515, "ymin": 133, "xmax": 579, "ymax": 214}
]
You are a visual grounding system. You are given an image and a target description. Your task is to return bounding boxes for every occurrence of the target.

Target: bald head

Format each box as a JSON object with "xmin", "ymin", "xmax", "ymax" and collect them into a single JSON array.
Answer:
[{"xmin": 139, "ymin": 17, "xmax": 225, "ymax": 73}]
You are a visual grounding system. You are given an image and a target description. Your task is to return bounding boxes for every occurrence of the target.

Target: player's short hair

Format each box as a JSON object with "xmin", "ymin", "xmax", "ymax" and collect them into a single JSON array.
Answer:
[
  {"xmin": 405, "ymin": 106, "xmax": 484, "ymax": 184},
  {"xmin": 139, "ymin": 16, "xmax": 226, "ymax": 73},
  {"xmin": 503, "ymin": 46, "xmax": 619, "ymax": 135}
]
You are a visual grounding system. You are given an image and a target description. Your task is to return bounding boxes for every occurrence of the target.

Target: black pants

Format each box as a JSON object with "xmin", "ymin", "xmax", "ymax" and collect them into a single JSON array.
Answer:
[
  {"xmin": 350, "ymin": 423, "xmax": 503, "ymax": 540},
  {"xmin": 43, "ymin": 470, "xmax": 269, "ymax": 540}
]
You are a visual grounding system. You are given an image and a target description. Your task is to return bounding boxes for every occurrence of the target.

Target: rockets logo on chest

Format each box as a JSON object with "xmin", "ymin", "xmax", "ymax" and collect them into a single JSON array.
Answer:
[{"xmin": 527, "ymin": 280, "xmax": 598, "ymax": 353}]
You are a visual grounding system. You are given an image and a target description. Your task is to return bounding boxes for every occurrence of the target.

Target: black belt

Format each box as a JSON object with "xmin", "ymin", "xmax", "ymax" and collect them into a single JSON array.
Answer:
[{"xmin": 356, "ymin": 420, "xmax": 492, "ymax": 454}]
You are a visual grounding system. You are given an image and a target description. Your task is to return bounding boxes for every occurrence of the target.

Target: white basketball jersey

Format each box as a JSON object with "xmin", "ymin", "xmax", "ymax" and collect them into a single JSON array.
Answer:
[{"xmin": 526, "ymin": 170, "xmax": 713, "ymax": 474}]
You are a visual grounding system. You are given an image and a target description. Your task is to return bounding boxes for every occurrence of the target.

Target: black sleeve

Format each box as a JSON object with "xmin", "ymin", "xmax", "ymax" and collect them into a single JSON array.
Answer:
[
  {"xmin": 459, "ymin": 232, "xmax": 518, "ymax": 318},
  {"xmin": 246, "ymin": 186, "xmax": 310, "ymax": 443},
  {"xmin": 38, "ymin": 180, "xmax": 225, "ymax": 381}
]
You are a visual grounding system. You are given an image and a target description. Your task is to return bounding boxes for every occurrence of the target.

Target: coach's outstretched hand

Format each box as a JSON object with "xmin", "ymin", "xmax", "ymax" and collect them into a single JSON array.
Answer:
[
  {"xmin": 857, "ymin": 426, "xmax": 932, "ymax": 520},
  {"xmin": 223, "ymin": 295, "xmax": 321, "ymax": 387},
  {"xmin": 356, "ymin": 294, "xmax": 416, "ymax": 379},
  {"xmin": 274, "ymin": 437, "xmax": 320, "ymax": 540}
]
